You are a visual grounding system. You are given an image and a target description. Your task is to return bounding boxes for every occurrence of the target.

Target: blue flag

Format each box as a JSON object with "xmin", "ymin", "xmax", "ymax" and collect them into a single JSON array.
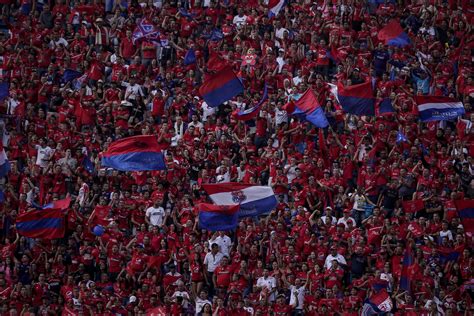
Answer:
[
  {"xmin": 0, "ymin": 83, "xmax": 9, "ymax": 101},
  {"xmin": 379, "ymin": 98, "xmax": 395, "ymax": 114},
  {"xmin": 184, "ymin": 48, "xmax": 196, "ymax": 65},
  {"xmin": 178, "ymin": 8, "xmax": 195, "ymax": 20},
  {"xmin": 62, "ymin": 69, "xmax": 83, "ymax": 83},
  {"xmin": 210, "ymin": 28, "xmax": 224, "ymax": 42},
  {"xmin": 83, "ymin": 155, "xmax": 95, "ymax": 174},
  {"xmin": 0, "ymin": 189, "xmax": 4, "ymax": 203}
]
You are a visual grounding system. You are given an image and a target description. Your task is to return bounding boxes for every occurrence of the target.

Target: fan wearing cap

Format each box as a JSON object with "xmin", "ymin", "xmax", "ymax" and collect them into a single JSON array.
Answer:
[
  {"xmin": 321, "ymin": 206, "xmax": 337, "ymax": 225},
  {"xmin": 93, "ymin": 17, "xmax": 109, "ymax": 47},
  {"xmin": 324, "ymin": 245, "xmax": 347, "ymax": 270},
  {"xmin": 337, "ymin": 209, "xmax": 356, "ymax": 229}
]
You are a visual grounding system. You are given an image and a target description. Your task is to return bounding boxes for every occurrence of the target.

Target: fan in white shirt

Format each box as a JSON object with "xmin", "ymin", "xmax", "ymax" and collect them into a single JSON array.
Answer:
[
  {"xmin": 256, "ymin": 269, "xmax": 277, "ymax": 302},
  {"xmin": 35, "ymin": 139, "xmax": 54, "ymax": 168},
  {"xmin": 324, "ymin": 246, "xmax": 347, "ymax": 270},
  {"xmin": 145, "ymin": 200, "xmax": 167, "ymax": 227},
  {"xmin": 209, "ymin": 232, "xmax": 232, "ymax": 257}
]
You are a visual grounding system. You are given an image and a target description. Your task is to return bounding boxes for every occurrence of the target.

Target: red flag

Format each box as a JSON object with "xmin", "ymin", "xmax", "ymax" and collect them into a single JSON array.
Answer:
[
  {"xmin": 282, "ymin": 100, "xmax": 295, "ymax": 114},
  {"xmin": 89, "ymin": 205, "xmax": 112, "ymax": 227},
  {"xmin": 402, "ymin": 199, "xmax": 425, "ymax": 213}
]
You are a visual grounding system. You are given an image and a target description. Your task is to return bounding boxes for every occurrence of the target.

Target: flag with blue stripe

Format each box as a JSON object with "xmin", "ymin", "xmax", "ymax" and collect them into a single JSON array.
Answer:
[{"xmin": 199, "ymin": 203, "xmax": 239, "ymax": 231}]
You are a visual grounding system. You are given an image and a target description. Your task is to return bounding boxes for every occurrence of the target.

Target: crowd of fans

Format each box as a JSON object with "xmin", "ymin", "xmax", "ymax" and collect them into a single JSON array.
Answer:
[{"xmin": 0, "ymin": 0, "xmax": 473, "ymax": 315}]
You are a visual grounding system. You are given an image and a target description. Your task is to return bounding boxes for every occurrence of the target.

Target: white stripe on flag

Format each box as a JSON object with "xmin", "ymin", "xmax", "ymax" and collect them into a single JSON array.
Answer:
[
  {"xmin": 418, "ymin": 102, "xmax": 464, "ymax": 112},
  {"xmin": 209, "ymin": 186, "xmax": 275, "ymax": 205}
]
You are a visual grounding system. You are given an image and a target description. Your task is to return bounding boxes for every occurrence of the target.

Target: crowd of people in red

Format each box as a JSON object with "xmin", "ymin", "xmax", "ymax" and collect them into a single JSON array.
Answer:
[{"xmin": 0, "ymin": 0, "xmax": 473, "ymax": 315}]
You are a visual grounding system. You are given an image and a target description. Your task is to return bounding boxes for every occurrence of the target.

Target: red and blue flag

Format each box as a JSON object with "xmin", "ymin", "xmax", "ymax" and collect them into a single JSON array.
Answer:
[
  {"xmin": 416, "ymin": 96, "xmax": 465, "ymax": 122},
  {"xmin": 268, "ymin": 0, "xmax": 287, "ymax": 18},
  {"xmin": 232, "ymin": 84, "xmax": 268, "ymax": 121},
  {"xmin": 437, "ymin": 245, "xmax": 463, "ymax": 264},
  {"xmin": 184, "ymin": 48, "xmax": 196, "ymax": 65},
  {"xmin": 199, "ymin": 67, "xmax": 244, "ymax": 107},
  {"xmin": 62, "ymin": 69, "xmax": 83, "ymax": 83},
  {"xmin": 198, "ymin": 203, "xmax": 239, "ymax": 232},
  {"xmin": 16, "ymin": 208, "xmax": 66, "ymax": 239},
  {"xmin": 132, "ymin": 19, "xmax": 160, "ymax": 44},
  {"xmin": 400, "ymin": 247, "xmax": 414, "ymax": 292},
  {"xmin": 202, "ymin": 183, "xmax": 277, "ymax": 218},
  {"xmin": 378, "ymin": 98, "xmax": 395, "ymax": 115},
  {"xmin": 378, "ymin": 20, "xmax": 411, "ymax": 47},
  {"xmin": 286, "ymin": 89, "xmax": 329, "ymax": 128},
  {"xmin": 101, "ymin": 135, "xmax": 166, "ymax": 171},
  {"xmin": 361, "ymin": 289, "xmax": 393, "ymax": 315},
  {"xmin": 332, "ymin": 81, "xmax": 376, "ymax": 116},
  {"xmin": 455, "ymin": 199, "xmax": 474, "ymax": 236}
]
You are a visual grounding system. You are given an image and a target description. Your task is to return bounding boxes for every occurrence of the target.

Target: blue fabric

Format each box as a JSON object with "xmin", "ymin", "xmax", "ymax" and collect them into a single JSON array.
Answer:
[
  {"xmin": 419, "ymin": 107, "xmax": 465, "ymax": 122},
  {"xmin": 304, "ymin": 107, "xmax": 330, "ymax": 128},
  {"xmin": 101, "ymin": 152, "xmax": 166, "ymax": 171},
  {"xmin": 199, "ymin": 210, "xmax": 238, "ymax": 231},
  {"xmin": 0, "ymin": 161, "xmax": 11, "ymax": 178},
  {"xmin": 62, "ymin": 69, "xmax": 83, "ymax": 83},
  {"xmin": 184, "ymin": 48, "xmax": 196, "ymax": 65},
  {"xmin": 83, "ymin": 156, "xmax": 95, "ymax": 174},
  {"xmin": 338, "ymin": 95, "xmax": 375, "ymax": 116},
  {"xmin": 379, "ymin": 98, "xmax": 395, "ymax": 114},
  {"xmin": 387, "ymin": 33, "xmax": 411, "ymax": 47},
  {"xmin": 0, "ymin": 82, "xmax": 9, "ymax": 101},
  {"xmin": 239, "ymin": 195, "xmax": 278, "ymax": 218},
  {"xmin": 16, "ymin": 218, "xmax": 63, "ymax": 231},
  {"xmin": 202, "ymin": 78, "xmax": 244, "ymax": 107},
  {"xmin": 210, "ymin": 28, "xmax": 224, "ymax": 41}
]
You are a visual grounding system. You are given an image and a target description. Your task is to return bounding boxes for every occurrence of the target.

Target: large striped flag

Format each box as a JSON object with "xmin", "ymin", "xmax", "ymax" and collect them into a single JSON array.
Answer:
[
  {"xmin": 284, "ymin": 89, "xmax": 329, "ymax": 128},
  {"xmin": 101, "ymin": 135, "xmax": 166, "ymax": 171},
  {"xmin": 199, "ymin": 67, "xmax": 244, "ymax": 107},
  {"xmin": 330, "ymin": 81, "xmax": 376, "ymax": 116},
  {"xmin": 202, "ymin": 183, "xmax": 277, "ymax": 218},
  {"xmin": 198, "ymin": 203, "xmax": 239, "ymax": 231},
  {"xmin": 16, "ymin": 209, "xmax": 66, "ymax": 239},
  {"xmin": 416, "ymin": 96, "xmax": 465, "ymax": 122},
  {"xmin": 377, "ymin": 20, "xmax": 411, "ymax": 47}
]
